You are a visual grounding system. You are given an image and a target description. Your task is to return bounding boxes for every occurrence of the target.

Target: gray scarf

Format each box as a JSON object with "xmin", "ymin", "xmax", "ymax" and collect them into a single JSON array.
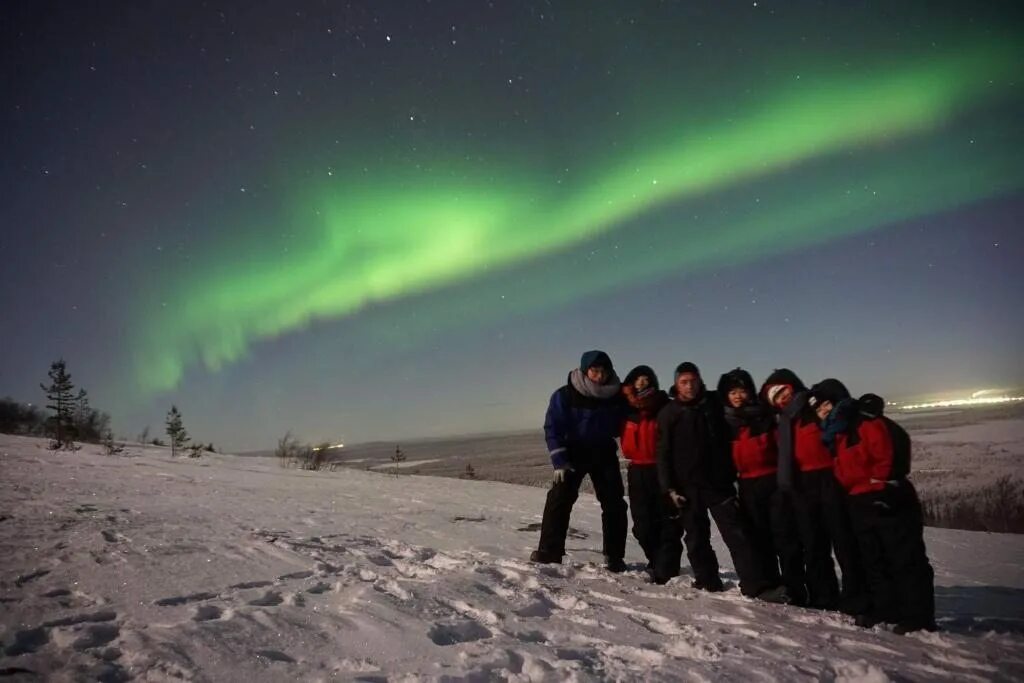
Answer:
[
  {"xmin": 569, "ymin": 367, "xmax": 622, "ymax": 399},
  {"xmin": 776, "ymin": 390, "xmax": 808, "ymax": 491}
]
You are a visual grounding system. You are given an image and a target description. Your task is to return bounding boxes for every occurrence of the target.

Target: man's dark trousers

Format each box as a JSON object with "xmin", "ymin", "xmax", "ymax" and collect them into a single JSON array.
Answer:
[{"xmin": 537, "ymin": 449, "xmax": 628, "ymax": 561}]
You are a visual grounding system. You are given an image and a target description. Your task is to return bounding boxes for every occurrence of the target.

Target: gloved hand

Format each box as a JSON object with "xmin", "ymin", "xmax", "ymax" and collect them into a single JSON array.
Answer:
[
  {"xmin": 667, "ymin": 489, "xmax": 687, "ymax": 509},
  {"xmin": 552, "ymin": 466, "xmax": 572, "ymax": 485}
]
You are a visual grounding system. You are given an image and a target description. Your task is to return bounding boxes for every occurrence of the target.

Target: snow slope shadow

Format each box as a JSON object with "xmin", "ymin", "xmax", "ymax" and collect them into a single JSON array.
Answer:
[{"xmin": 936, "ymin": 585, "xmax": 1024, "ymax": 635}]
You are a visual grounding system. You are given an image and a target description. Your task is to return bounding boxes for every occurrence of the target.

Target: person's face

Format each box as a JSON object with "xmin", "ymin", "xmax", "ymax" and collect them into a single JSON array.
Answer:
[
  {"xmin": 815, "ymin": 399, "xmax": 834, "ymax": 422},
  {"xmin": 727, "ymin": 387, "xmax": 748, "ymax": 408},
  {"xmin": 586, "ymin": 366, "xmax": 608, "ymax": 384},
  {"xmin": 772, "ymin": 385, "xmax": 794, "ymax": 409},
  {"xmin": 675, "ymin": 372, "xmax": 700, "ymax": 401},
  {"xmin": 633, "ymin": 375, "xmax": 651, "ymax": 392}
]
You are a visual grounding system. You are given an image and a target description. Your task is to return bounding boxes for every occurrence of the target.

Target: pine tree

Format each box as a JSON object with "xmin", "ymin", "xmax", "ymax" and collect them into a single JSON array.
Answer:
[
  {"xmin": 391, "ymin": 444, "xmax": 406, "ymax": 476},
  {"xmin": 41, "ymin": 359, "xmax": 76, "ymax": 449},
  {"xmin": 165, "ymin": 405, "xmax": 189, "ymax": 457}
]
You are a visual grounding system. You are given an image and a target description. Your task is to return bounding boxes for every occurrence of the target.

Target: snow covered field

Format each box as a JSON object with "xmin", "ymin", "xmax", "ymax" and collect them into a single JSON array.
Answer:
[{"xmin": 2, "ymin": 434, "xmax": 1023, "ymax": 682}]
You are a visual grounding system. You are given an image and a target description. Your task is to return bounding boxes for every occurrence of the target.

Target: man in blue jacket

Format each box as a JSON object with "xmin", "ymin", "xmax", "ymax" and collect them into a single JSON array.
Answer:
[{"xmin": 531, "ymin": 350, "xmax": 629, "ymax": 572}]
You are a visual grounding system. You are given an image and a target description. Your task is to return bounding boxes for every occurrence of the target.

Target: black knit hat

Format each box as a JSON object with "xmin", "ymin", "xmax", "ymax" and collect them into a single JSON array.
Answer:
[
  {"xmin": 674, "ymin": 361, "xmax": 700, "ymax": 380},
  {"xmin": 808, "ymin": 378, "xmax": 851, "ymax": 409},
  {"xmin": 579, "ymin": 350, "xmax": 613, "ymax": 373}
]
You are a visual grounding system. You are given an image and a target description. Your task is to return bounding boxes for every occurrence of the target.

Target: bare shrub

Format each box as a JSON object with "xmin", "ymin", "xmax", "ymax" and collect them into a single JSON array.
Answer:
[
  {"xmin": 276, "ymin": 431, "xmax": 304, "ymax": 468},
  {"xmin": 923, "ymin": 475, "xmax": 1024, "ymax": 534}
]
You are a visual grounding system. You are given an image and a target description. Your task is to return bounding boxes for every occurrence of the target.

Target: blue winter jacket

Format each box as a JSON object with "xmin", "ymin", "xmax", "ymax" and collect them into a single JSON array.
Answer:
[{"xmin": 544, "ymin": 374, "xmax": 626, "ymax": 468}]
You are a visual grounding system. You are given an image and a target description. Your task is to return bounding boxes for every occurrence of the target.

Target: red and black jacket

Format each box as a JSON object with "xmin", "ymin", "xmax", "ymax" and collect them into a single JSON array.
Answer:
[
  {"xmin": 833, "ymin": 417, "xmax": 896, "ymax": 495},
  {"xmin": 620, "ymin": 384, "xmax": 668, "ymax": 467},
  {"xmin": 824, "ymin": 397, "xmax": 911, "ymax": 496},
  {"xmin": 793, "ymin": 419, "xmax": 835, "ymax": 473},
  {"xmin": 760, "ymin": 368, "xmax": 836, "ymax": 490},
  {"xmin": 719, "ymin": 368, "xmax": 778, "ymax": 480}
]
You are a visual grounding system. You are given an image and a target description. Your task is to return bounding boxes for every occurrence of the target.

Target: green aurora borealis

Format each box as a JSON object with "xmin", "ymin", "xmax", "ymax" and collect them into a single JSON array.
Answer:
[{"xmin": 133, "ymin": 34, "xmax": 1023, "ymax": 394}]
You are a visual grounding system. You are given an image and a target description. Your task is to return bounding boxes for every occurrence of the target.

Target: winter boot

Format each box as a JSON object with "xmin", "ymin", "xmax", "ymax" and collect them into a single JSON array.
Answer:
[
  {"xmin": 756, "ymin": 585, "xmax": 790, "ymax": 605},
  {"xmin": 605, "ymin": 556, "xmax": 627, "ymax": 573},
  {"xmin": 692, "ymin": 579, "xmax": 725, "ymax": 593},
  {"xmin": 529, "ymin": 549, "xmax": 562, "ymax": 564}
]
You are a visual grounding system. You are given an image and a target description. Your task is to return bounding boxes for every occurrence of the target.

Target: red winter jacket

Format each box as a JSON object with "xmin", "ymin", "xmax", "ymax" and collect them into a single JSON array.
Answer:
[
  {"xmin": 732, "ymin": 426, "xmax": 778, "ymax": 479},
  {"xmin": 794, "ymin": 419, "xmax": 834, "ymax": 473},
  {"xmin": 621, "ymin": 415, "xmax": 658, "ymax": 466},
  {"xmin": 833, "ymin": 417, "xmax": 894, "ymax": 495},
  {"xmin": 620, "ymin": 387, "xmax": 667, "ymax": 467}
]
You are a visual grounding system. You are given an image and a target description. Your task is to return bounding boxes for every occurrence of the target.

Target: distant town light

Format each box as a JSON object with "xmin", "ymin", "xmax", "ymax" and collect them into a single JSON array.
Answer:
[
  {"xmin": 898, "ymin": 395, "xmax": 1024, "ymax": 411},
  {"xmin": 311, "ymin": 443, "xmax": 345, "ymax": 452}
]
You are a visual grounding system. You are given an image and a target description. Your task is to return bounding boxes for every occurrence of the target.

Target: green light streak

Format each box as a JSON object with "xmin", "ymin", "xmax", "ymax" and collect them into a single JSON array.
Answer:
[{"xmin": 133, "ymin": 39, "xmax": 1022, "ymax": 393}]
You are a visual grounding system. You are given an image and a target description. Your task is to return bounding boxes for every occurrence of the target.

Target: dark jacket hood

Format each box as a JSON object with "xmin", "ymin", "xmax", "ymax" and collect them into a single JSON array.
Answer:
[
  {"xmin": 759, "ymin": 368, "xmax": 808, "ymax": 402},
  {"xmin": 623, "ymin": 365, "xmax": 660, "ymax": 391},
  {"xmin": 717, "ymin": 368, "xmax": 757, "ymax": 404}
]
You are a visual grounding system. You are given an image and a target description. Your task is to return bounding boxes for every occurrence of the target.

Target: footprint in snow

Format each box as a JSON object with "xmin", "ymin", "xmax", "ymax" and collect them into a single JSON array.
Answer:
[
  {"xmin": 229, "ymin": 580, "xmax": 274, "ymax": 590},
  {"xmin": 428, "ymin": 619, "xmax": 492, "ymax": 646},
  {"xmin": 4, "ymin": 627, "xmax": 50, "ymax": 656},
  {"xmin": 255, "ymin": 649, "xmax": 295, "ymax": 663},
  {"xmin": 154, "ymin": 592, "xmax": 218, "ymax": 606},
  {"xmin": 278, "ymin": 570, "xmax": 314, "ymax": 581},
  {"xmin": 68, "ymin": 624, "xmax": 120, "ymax": 651},
  {"xmin": 248, "ymin": 591, "xmax": 283, "ymax": 607},
  {"xmin": 306, "ymin": 582, "xmax": 333, "ymax": 594},
  {"xmin": 14, "ymin": 569, "xmax": 50, "ymax": 587},
  {"xmin": 100, "ymin": 529, "xmax": 127, "ymax": 543},
  {"xmin": 613, "ymin": 605, "xmax": 685, "ymax": 635},
  {"xmin": 43, "ymin": 610, "xmax": 118, "ymax": 628}
]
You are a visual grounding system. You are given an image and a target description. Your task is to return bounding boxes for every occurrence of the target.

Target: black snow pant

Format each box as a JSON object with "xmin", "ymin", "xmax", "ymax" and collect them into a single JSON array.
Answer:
[
  {"xmin": 670, "ymin": 486, "xmax": 772, "ymax": 597},
  {"xmin": 536, "ymin": 449, "xmax": 628, "ymax": 562},
  {"xmin": 626, "ymin": 464, "xmax": 679, "ymax": 579},
  {"xmin": 768, "ymin": 487, "xmax": 810, "ymax": 606},
  {"xmin": 793, "ymin": 469, "xmax": 868, "ymax": 614},
  {"xmin": 739, "ymin": 475, "xmax": 807, "ymax": 602},
  {"xmin": 847, "ymin": 481, "xmax": 935, "ymax": 628}
]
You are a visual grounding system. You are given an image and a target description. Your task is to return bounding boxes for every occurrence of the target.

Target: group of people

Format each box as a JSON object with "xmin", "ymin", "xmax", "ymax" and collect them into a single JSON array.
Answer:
[{"xmin": 531, "ymin": 350, "xmax": 936, "ymax": 635}]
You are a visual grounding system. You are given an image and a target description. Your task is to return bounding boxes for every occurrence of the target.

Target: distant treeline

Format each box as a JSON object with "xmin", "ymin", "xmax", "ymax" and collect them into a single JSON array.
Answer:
[{"xmin": 0, "ymin": 395, "xmax": 110, "ymax": 444}]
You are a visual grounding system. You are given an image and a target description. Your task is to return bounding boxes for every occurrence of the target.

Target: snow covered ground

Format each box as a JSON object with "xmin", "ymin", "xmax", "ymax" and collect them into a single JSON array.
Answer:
[{"xmin": 1, "ymin": 434, "xmax": 1023, "ymax": 682}]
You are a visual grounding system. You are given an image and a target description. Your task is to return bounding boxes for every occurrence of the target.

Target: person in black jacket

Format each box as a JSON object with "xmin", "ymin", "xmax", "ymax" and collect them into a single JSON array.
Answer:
[{"xmin": 656, "ymin": 362, "xmax": 786, "ymax": 602}]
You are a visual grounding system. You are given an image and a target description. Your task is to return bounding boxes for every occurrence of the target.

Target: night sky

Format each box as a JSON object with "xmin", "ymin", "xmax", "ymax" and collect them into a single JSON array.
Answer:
[{"xmin": 2, "ymin": 1, "xmax": 1022, "ymax": 451}]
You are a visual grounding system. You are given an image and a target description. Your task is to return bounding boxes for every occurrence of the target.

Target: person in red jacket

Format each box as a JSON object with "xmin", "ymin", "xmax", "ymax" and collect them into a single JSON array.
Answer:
[
  {"xmin": 719, "ymin": 368, "xmax": 807, "ymax": 606},
  {"xmin": 620, "ymin": 365, "xmax": 678, "ymax": 583},
  {"xmin": 809, "ymin": 379, "xmax": 936, "ymax": 634},
  {"xmin": 761, "ymin": 369, "xmax": 866, "ymax": 615}
]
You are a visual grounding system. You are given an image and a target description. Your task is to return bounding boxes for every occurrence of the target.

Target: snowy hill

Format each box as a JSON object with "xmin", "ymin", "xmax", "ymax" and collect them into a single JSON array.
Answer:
[{"xmin": 1, "ymin": 434, "xmax": 1022, "ymax": 681}]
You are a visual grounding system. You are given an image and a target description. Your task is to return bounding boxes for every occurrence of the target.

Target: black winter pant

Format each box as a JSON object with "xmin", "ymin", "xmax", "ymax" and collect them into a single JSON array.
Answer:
[
  {"xmin": 739, "ymin": 475, "xmax": 807, "ymax": 602},
  {"xmin": 626, "ymin": 465, "xmax": 679, "ymax": 577},
  {"xmin": 536, "ymin": 450, "xmax": 628, "ymax": 561},
  {"xmin": 847, "ymin": 482, "xmax": 935, "ymax": 627},
  {"xmin": 668, "ymin": 487, "xmax": 772, "ymax": 597},
  {"xmin": 793, "ymin": 469, "xmax": 867, "ymax": 614}
]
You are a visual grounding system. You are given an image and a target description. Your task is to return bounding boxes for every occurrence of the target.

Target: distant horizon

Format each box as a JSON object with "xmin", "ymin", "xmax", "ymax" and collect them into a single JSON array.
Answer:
[{"xmin": 230, "ymin": 386, "xmax": 1024, "ymax": 455}]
